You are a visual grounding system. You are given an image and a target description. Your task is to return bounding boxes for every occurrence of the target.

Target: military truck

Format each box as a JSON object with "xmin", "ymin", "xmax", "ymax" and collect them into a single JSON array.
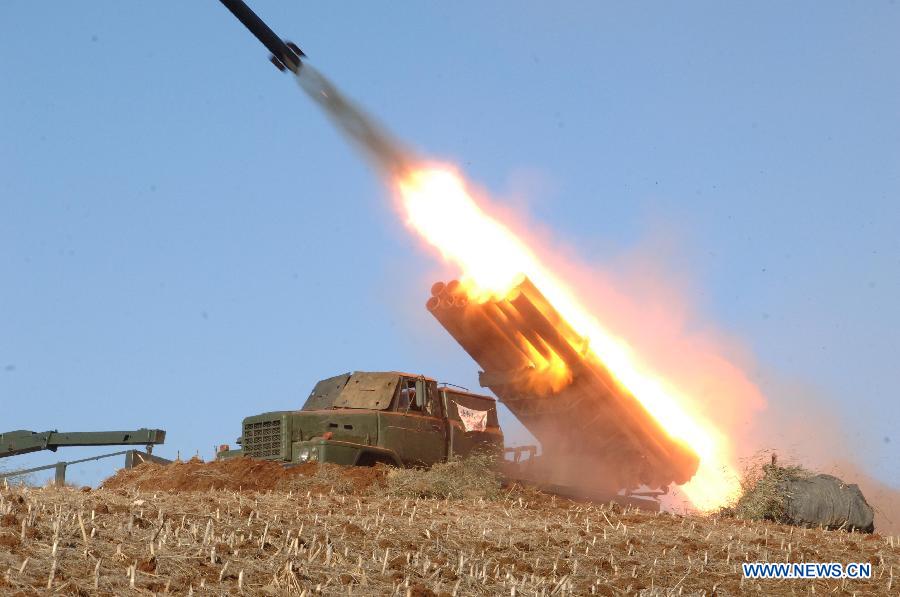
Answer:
[{"xmin": 218, "ymin": 371, "xmax": 503, "ymax": 467}]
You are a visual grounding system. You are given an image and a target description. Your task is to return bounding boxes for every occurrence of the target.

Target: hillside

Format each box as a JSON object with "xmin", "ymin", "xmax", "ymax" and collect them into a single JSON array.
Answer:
[{"xmin": 0, "ymin": 460, "xmax": 896, "ymax": 595}]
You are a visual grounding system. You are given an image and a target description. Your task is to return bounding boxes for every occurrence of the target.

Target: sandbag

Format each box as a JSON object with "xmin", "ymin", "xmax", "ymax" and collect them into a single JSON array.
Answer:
[{"xmin": 778, "ymin": 473, "xmax": 874, "ymax": 533}]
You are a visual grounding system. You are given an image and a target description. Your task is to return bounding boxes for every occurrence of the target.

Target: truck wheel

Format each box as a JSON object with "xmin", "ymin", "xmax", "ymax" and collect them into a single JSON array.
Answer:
[{"xmin": 357, "ymin": 453, "xmax": 394, "ymax": 467}]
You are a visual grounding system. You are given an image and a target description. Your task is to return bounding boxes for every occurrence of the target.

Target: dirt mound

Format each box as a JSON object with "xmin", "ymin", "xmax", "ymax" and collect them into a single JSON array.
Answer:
[{"xmin": 102, "ymin": 457, "xmax": 385, "ymax": 493}]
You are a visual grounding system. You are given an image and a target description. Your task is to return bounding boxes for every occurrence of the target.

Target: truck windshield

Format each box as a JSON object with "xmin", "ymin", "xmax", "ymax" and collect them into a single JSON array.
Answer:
[{"xmin": 397, "ymin": 378, "xmax": 420, "ymax": 411}]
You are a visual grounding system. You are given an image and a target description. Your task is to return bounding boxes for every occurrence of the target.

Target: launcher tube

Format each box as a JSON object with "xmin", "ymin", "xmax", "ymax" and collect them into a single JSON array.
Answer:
[{"xmin": 427, "ymin": 296, "xmax": 529, "ymax": 373}]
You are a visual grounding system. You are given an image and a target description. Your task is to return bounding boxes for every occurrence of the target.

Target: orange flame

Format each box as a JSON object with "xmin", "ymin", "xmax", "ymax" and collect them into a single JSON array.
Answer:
[{"xmin": 396, "ymin": 165, "xmax": 744, "ymax": 511}]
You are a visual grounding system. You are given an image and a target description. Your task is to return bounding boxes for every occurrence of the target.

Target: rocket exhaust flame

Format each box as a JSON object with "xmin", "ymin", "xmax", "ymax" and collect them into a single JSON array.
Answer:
[
  {"xmin": 295, "ymin": 66, "xmax": 744, "ymax": 510},
  {"xmin": 428, "ymin": 275, "xmax": 700, "ymax": 492}
]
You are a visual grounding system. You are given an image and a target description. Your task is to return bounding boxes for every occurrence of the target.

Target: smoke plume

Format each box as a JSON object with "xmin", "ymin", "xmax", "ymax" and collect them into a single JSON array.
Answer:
[{"xmin": 296, "ymin": 66, "xmax": 413, "ymax": 179}]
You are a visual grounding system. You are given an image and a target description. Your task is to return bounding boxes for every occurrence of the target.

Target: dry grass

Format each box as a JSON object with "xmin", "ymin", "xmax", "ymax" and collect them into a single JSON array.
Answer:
[
  {"xmin": 0, "ymin": 463, "xmax": 897, "ymax": 596},
  {"xmin": 726, "ymin": 459, "xmax": 813, "ymax": 523},
  {"xmin": 386, "ymin": 454, "xmax": 501, "ymax": 500}
]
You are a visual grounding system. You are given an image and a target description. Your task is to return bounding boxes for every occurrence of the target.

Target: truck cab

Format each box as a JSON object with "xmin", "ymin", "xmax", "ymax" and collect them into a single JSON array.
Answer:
[{"xmin": 220, "ymin": 371, "xmax": 502, "ymax": 467}]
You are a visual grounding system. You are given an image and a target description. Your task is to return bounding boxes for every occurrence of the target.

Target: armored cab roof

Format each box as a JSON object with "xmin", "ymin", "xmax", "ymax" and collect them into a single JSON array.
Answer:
[
  {"xmin": 302, "ymin": 370, "xmax": 438, "ymax": 411},
  {"xmin": 300, "ymin": 370, "xmax": 498, "ymax": 412}
]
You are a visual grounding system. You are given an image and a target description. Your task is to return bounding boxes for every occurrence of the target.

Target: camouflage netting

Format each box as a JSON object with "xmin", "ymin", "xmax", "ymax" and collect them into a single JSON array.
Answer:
[
  {"xmin": 779, "ymin": 473, "xmax": 874, "ymax": 533},
  {"xmin": 729, "ymin": 461, "xmax": 875, "ymax": 533}
]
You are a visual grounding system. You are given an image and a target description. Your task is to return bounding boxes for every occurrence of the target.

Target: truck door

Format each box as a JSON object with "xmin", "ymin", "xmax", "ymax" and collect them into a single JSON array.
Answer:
[
  {"xmin": 417, "ymin": 379, "xmax": 447, "ymax": 464},
  {"xmin": 392, "ymin": 377, "xmax": 446, "ymax": 466}
]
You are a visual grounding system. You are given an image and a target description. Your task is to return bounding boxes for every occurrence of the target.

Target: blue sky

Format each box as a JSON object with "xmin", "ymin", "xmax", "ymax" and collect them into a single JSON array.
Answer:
[{"xmin": 1, "ymin": 1, "xmax": 897, "ymax": 487}]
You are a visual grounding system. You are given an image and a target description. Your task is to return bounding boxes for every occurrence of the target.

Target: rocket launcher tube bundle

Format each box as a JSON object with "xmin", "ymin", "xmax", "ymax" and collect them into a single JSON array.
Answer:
[{"xmin": 427, "ymin": 275, "xmax": 700, "ymax": 491}]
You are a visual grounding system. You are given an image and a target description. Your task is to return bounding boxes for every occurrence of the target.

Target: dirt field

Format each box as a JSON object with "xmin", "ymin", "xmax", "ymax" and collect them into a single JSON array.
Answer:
[{"xmin": 0, "ymin": 460, "xmax": 897, "ymax": 595}]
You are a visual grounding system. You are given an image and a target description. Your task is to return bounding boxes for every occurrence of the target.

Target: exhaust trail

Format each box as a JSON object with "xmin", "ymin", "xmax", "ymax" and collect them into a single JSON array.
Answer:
[
  {"xmin": 296, "ymin": 66, "xmax": 414, "ymax": 179},
  {"xmin": 215, "ymin": 2, "xmax": 413, "ymax": 180}
]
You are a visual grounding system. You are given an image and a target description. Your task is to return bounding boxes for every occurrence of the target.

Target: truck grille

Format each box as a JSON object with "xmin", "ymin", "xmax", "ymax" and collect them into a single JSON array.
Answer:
[{"xmin": 243, "ymin": 419, "xmax": 283, "ymax": 458}]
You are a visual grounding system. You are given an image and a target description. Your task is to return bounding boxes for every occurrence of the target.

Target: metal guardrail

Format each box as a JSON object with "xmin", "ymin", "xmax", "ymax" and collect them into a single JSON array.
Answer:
[
  {"xmin": 504, "ymin": 445, "xmax": 538, "ymax": 464},
  {"xmin": 0, "ymin": 449, "xmax": 171, "ymax": 486}
]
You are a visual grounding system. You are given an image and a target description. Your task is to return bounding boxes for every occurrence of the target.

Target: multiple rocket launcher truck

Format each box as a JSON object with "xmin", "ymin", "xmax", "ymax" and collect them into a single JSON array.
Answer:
[
  {"xmin": 209, "ymin": 0, "xmax": 699, "ymax": 498},
  {"xmin": 218, "ymin": 277, "xmax": 698, "ymax": 505}
]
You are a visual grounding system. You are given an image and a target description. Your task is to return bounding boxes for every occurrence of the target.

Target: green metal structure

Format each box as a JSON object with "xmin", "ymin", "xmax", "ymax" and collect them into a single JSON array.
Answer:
[
  {"xmin": 0, "ymin": 428, "xmax": 168, "ymax": 486},
  {"xmin": 1, "ymin": 449, "xmax": 171, "ymax": 486},
  {"xmin": 0, "ymin": 428, "xmax": 165, "ymax": 459}
]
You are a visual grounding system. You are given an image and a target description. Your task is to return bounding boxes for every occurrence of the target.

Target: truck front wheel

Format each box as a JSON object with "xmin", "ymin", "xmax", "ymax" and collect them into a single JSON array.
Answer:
[{"xmin": 356, "ymin": 453, "xmax": 396, "ymax": 467}]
